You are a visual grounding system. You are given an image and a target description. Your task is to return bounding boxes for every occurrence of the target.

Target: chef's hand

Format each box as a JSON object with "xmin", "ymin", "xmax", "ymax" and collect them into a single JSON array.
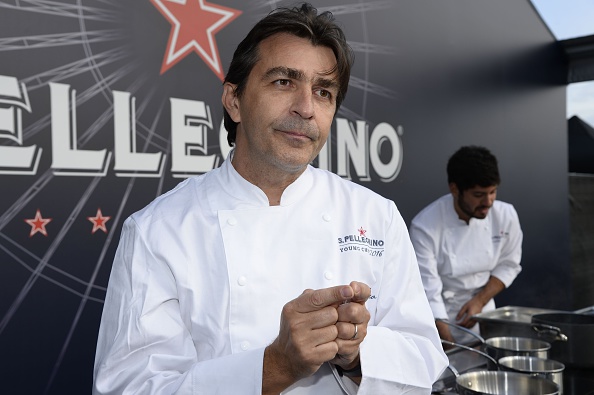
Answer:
[
  {"xmin": 456, "ymin": 297, "xmax": 483, "ymax": 328},
  {"xmin": 457, "ymin": 276, "xmax": 505, "ymax": 328},
  {"xmin": 263, "ymin": 284, "xmax": 356, "ymax": 395},
  {"xmin": 330, "ymin": 281, "xmax": 371, "ymax": 370}
]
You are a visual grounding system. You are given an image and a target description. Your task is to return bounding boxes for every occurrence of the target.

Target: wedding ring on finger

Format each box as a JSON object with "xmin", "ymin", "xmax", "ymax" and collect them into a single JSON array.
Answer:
[{"xmin": 350, "ymin": 323, "xmax": 358, "ymax": 340}]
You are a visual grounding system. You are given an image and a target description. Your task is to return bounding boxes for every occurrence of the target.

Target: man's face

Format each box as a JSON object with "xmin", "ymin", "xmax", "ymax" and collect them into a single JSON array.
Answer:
[
  {"xmin": 222, "ymin": 33, "xmax": 339, "ymax": 177},
  {"xmin": 450, "ymin": 184, "xmax": 498, "ymax": 222}
]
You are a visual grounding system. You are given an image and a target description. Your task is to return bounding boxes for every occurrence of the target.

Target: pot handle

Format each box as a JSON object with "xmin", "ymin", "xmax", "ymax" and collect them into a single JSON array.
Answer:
[
  {"xmin": 436, "ymin": 318, "xmax": 486, "ymax": 343},
  {"xmin": 445, "ymin": 363, "xmax": 460, "ymax": 378},
  {"xmin": 531, "ymin": 323, "xmax": 568, "ymax": 342},
  {"xmin": 440, "ymin": 339, "xmax": 499, "ymax": 369}
]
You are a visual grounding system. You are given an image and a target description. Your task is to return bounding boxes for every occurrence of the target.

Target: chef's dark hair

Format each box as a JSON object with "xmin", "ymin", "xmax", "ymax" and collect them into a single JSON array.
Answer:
[
  {"xmin": 222, "ymin": 2, "xmax": 354, "ymax": 146},
  {"xmin": 447, "ymin": 146, "xmax": 500, "ymax": 191}
]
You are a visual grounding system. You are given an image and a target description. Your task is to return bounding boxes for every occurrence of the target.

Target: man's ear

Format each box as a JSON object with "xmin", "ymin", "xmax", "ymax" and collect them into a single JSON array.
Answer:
[
  {"xmin": 448, "ymin": 182, "xmax": 459, "ymax": 196},
  {"xmin": 222, "ymin": 83, "xmax": 241, "ymax": 123}
]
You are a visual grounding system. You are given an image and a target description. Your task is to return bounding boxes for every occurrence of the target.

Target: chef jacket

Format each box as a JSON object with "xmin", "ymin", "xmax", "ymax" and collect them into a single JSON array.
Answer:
[
  {"xmin": 409, "ymin": 194, "xmax": 522, "ymax": 322},
  {"xmin": 93, "ymin": 155, "xmax": 448, "ymax": 395}
]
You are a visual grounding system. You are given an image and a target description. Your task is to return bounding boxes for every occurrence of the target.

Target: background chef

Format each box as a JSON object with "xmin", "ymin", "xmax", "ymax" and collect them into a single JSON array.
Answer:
[
  {"xmin": 409, "ymin": 145, "xmax": 523, "ymax": 343},
  {"xmin": 93, "ymin": 3, "xmax": 447, "ymax": 394}
]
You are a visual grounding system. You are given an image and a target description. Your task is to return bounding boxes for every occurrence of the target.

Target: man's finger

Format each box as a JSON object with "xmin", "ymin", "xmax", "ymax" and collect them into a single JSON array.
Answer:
[
  {"xmin": 349, "ymin": 281, "xmax": 371, "ymax": 303},
  {"xmin": 337, "ymin": 301, "xmax": 370, "ymax": 325},
  {"xmin": 294, "ymin": 285, "xmax": 354, "ymax": 313}
]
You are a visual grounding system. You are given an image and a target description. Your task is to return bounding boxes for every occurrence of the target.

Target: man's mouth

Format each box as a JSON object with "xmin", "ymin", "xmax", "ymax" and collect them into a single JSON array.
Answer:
[{"xmin": 278, "ymin": 129, "xmax": 314, "ymax": 141}]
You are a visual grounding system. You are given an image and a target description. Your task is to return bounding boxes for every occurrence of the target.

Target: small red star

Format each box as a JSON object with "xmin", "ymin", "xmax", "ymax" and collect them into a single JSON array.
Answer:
[
  {"xmin": 358, "ymin": 227, "xmax": 366, "ymax": 236},
  {"xmin": 24, "ymin": 209, "xmax": 52, "ymax": 237},
  {"xmin": 151, "ymin": 0, "xmax": 242, "ymax": 80},
  {"xmin": 88, "ymin": 208, "xmax": 111, "ymax": 234}
]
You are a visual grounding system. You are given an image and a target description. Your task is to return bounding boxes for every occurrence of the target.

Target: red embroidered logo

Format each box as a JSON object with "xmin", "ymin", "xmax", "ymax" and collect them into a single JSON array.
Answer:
[{"xmin": 358, "ymin": 227, "xmax": 366, "ymax": 236}]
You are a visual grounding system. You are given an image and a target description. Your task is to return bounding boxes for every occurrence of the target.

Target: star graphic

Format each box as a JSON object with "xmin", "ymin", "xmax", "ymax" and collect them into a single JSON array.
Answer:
[
  {"xmin": 24, "ymin": 209, "xmax": 52, "ymax": 237},
  {"xmin": 358, "ymin": 227, "xmax": 366, "ymax": 236},
  {"xmin": 88, "ymin": 208, "xmax": 111, "ymax": 234},
  {"xmin": 151, "ymin": 0, "xmax": 242, "ymax": 80}
]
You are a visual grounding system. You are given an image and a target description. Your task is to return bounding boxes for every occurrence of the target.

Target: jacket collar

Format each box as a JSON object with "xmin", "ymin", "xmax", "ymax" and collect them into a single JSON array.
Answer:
[{"xmin": 209, "ymin": 150, "xmax": 314, "ymax": 210}]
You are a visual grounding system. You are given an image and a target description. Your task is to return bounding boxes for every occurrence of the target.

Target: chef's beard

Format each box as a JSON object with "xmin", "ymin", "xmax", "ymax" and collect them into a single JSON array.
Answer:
[{"xmin": 457, "ymin": 193, "xmax": 490, "ymax": 220}]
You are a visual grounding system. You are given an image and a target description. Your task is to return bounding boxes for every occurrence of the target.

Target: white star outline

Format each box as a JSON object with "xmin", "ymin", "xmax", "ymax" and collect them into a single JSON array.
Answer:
[{"xmin": 152, "ymin": 0, "xmax": 237, "ymax": 76}]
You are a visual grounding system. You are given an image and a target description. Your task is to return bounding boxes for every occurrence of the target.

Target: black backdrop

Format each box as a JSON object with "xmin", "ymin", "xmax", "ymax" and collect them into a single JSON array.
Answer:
[{"xmin": 0, "ymin": 1, "xmax": 569, "ymax": 393}]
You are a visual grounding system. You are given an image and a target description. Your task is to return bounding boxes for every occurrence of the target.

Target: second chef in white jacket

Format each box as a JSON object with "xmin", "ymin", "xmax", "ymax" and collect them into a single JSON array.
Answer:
[
  {"xmin": 410, "ymin": 146, "xmax": 522, "ymax": 343},
  {"xmin": 93, "ymin": 4, "xmax": 448, "ymax": 394}
]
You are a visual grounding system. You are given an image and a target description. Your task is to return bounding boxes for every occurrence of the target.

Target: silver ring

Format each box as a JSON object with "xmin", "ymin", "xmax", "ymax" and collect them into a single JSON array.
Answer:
[{"xmin": 351, "ymin": 324, "xmax": 358, "ymax": 340}]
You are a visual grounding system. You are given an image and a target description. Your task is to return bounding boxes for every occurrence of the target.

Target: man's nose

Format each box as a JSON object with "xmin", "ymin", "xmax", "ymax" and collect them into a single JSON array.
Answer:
[{"xmin": 291, "ymin": 88, "xmax": 315, "ymax": 119}]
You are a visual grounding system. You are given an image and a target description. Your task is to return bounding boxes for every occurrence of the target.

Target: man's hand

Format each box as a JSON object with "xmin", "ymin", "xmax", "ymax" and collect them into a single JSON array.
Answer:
[
  {"xmin": 263, "ymin": 284, "xmax": 359, "ymax": 395},
  {"xmin": 456, "ymin": 276, "xmax": 505, "ymax": 328},
  {"xmin": 456, "ymin": 297, "xmax": 484, "ymax": 328},
  {"xmin": 330, "ymin": 281, "xmax": 371, "ymax": 370}
]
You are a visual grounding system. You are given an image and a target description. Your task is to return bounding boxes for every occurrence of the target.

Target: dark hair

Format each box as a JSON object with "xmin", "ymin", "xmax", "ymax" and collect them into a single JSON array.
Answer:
[
  {"xmin": 447, "ymin": 146, "xmax": 500, "ymax": 192},
  {"xmin": 222, "ymin": 2, "xmax": 354, "ymax": 146}
]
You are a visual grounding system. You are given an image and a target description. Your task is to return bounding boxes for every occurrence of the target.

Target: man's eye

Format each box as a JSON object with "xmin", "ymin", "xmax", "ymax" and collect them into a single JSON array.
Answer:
[
  {"xmin": 316, "ymin": 89, "xmax": 332, "ymax": 99},
  {"xmin": 275, "ymin": 79, "xmax": 291, "ymax": 86}
]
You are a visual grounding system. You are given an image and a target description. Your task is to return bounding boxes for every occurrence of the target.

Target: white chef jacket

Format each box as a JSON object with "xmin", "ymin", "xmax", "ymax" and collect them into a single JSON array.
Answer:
[
  {"xmin": 93, "ymin": 156, "xmax": 448, "ymax": 395},
  {"xmin": 409, "ymin": 194, "xmax": 522, "ymax": 323}
]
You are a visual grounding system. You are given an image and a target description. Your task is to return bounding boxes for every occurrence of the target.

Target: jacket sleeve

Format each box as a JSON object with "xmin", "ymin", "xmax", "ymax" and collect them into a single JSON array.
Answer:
[
  {"xmin": 409, "ymin": 216, "xmax": 448, "ymax": 320},
  {"xmin": 357, "ymin": 204, "xmax": 448, "ymax": 394},
  {"xmin": 490, "ymin": 205, "xmax": 523, "ymax": 287},
  {"xmin": 93, "ymin": 217, "xmax": 265, "ymax": 395}
]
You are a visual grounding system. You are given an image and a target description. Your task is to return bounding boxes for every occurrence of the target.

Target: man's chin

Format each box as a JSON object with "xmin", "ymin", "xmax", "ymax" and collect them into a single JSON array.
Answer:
[{"xmin": 474, "ymin": 210, "xmax": 489, "ymax": 219}]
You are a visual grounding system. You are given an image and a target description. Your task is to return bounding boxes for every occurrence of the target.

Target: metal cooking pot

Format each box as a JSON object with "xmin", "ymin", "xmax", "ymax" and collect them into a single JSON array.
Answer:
[
  {"xmin": 454, "ymin": 370, "xmax": 560, "ymax": 395},
  {"xmin": 438, "ymin": 319, "xmax": 552, "ymax": 369},
  {"xmin": 472, "ymin": 306, "xmax": 568, "ymax": 341},
  {"xmin": 532, "ymin": 313, "xmax": 594, "ymax": 368},
  {"xmin": 498, "ymin": 356, "xmax": 565, "ymax": 394},
  {"xmin": 485, "ymin": 336, "xmax": 551, "ymax": 364}
]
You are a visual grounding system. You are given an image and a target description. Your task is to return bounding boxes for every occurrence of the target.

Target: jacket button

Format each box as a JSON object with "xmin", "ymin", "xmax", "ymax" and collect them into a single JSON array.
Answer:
[
  {"xmin": 240, "ymin": 341, "xmax": 250, "ymax": 351},
  {"xmin": 237, "ymin": 276, "xmax": 247, "ymax": 286},
  {"xmin": 324, "ymin": 271, "xmax": 334, "ymax": 280},
  {"xmin": 227, "ymin": 217, "xmax": 237, "ymax": 226},
  {"xmin": 322, "ymin": 213, "xmax": 332, "ymax": 222}
]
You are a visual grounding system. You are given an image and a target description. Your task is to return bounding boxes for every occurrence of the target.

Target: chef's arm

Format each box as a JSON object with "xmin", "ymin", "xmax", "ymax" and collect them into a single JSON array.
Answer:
[
  {"xmin": 456, "ymin": 276, "xmax": 505, "ymax": 328},
  {"xmin": 435, "ymin": 319, "xmax": 455, "ymax": 343},
  {"xmin": 262, "ymin": 345, "xmax": 298, "ymax": 395}
]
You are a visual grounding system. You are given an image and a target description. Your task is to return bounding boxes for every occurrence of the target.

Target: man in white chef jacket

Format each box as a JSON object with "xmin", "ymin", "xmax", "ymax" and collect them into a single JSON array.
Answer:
[
  {"xmin": 93, "ymin": 3, "xmax": 448, "ymax": 394},
  {"xmin": 409, "ymin": 146, "xmax": 523, "ymax": 343}
]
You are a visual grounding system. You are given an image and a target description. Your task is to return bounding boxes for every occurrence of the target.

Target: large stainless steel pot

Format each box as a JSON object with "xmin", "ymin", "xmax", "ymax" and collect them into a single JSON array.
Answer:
[
  {"xmin": 498, "ymin": 356, "xmax": 565, "ymax": 394},
  {"xmin": 472, "ymin": 306, "xmax": 567, "ymax": 340},
  {"xmin": 455, "ymin": 370, "xmax": 560, "ymax": 395},
  {"xmin": 532, "ymin": 313, "xmax": 594, "ymax": 368}
]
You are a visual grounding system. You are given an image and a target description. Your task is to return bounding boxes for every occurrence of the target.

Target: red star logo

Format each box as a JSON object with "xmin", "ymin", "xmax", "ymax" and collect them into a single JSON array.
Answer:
[
  {"xmin": 151, "ymin": 0, "xmax": 242, "ymax": 80},
  {"xmin": 358, "ymin": 227, "xmax": 366, "ymax": 236},
  {"xmin": 88, "ymin": 208, "xmax": 111, "ymax": 234},
  {"xmin": 24, "ymin": 209, "xmax": 52, "ymax": 237}
]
